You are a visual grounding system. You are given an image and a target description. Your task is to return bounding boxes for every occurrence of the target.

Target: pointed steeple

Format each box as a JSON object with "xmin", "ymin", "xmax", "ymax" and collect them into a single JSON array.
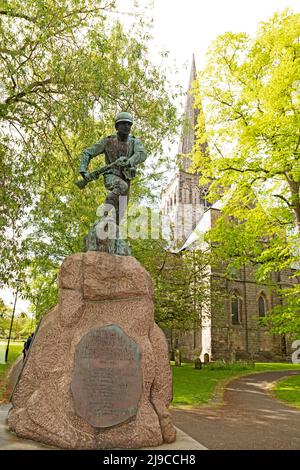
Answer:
[{"xmin": 178, "ymin": 54, "xmax": 200, "ymax": 168}]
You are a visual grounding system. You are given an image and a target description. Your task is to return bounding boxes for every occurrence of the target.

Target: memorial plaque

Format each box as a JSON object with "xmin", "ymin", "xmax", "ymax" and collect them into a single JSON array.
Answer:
[{"xmin": 71, "ymin": 325, "xmax": 142, "ymax": 428}]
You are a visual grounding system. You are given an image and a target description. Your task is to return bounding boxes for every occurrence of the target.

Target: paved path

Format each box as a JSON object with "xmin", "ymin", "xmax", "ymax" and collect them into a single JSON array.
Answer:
[{"xmin": 171, "ymin": 370, "xmax": 300, "ymax": 450}]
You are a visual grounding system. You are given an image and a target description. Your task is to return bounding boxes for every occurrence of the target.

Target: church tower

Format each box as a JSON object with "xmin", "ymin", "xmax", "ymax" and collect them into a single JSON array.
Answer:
[
  {"xmin": 161, "ymin": 56, "xmax": 210, "ymax": 244},
  {"xmin": 178, "ymin": 54, "xmax": 199, "ymax": 169}
]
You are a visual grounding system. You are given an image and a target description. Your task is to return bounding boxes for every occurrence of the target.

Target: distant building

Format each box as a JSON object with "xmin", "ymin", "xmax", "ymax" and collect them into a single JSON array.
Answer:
[
  {"xmin": 161, "ymin": 57, "xmax": 295, "ymax": 362},
  {"xmin": 161, "ymin": 55, "xmax": 210, "ymax": 244}
]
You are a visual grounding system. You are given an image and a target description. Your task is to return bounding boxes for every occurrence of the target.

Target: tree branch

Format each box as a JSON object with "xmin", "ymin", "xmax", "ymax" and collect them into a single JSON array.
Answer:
[
  {"xmin": 0, "ymin": 2, "xmax": 116, "ymax": 23},
  {"xmin": 47, "ymin": 116, "xmax": 76, "ymax": 173},
  {"xmin": 219, "ymin": 165, "xmax": 286, "ymax": 177},
  {"xmin": 273, "ymin": 194, "xmax": 292, "ymax": 207},
  {"xmin": 4, "ymin": 78, "xmax": 52, "ymax": 106},
  {"xmin": 294, "ymin": 133, "xmax": 300, "ymax": 154},
  {"xmin": 0, "ymin": 9, "xmax": 36, "ymax": 22},
  {"xmin": 214, "ymin": 143, "xmax": 225, "ymax": 158}
]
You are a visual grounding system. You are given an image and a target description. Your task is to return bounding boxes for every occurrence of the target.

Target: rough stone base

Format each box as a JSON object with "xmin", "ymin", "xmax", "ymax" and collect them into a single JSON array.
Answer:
[{"xmin": 8, "ymin": 252, "xmax": 176, "ymax": 449}]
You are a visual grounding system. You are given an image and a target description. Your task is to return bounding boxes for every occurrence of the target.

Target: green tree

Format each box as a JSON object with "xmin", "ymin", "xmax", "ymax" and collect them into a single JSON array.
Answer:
[
  {"xmin": 14, "ymin": 311, "xmax": 34, "ymax": 339},
  {"xmin": 0, "ymin": 1, "xmax": 179, "ymax": 314},
  {"xmin": 193, "ymin": 10, "xmax": 300, "ymax": 336},
  {"xmin": 131, "ymin": 236, "xmax": 212, "ymax": 333},
  {"xmin": 0, "ymin": 298, "xmax": 12, "ymax": 337}
]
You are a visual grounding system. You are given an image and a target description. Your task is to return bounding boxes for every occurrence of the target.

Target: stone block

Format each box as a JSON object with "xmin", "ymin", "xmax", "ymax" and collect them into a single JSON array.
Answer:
[
  {"xmin": 8, "ymin": 252, "xmax": 175, "ymax": 449},
  {"xmin": 58, "ymin": 253, "xmax": 83, "ymax": 290},
  {"xmin": 83, "ymin": 252, "xmax": 153, "ymax": 300}
]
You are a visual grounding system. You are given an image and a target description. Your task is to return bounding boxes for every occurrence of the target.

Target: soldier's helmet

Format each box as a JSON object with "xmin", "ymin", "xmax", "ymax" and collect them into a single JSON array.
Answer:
[{"xmin": 115, "ymin": 112, "xmax": 134, "ymax": 125}]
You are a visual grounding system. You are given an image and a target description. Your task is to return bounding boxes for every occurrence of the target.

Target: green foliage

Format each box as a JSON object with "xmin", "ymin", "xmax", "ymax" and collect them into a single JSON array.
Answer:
[
  {"xmin": 205, "ymin": 360, "xmax": 255, "ymax": 371},
  {"xmin": 273, "ymin": 374, "xmax": 300, "ymax": 408},
  {"xmin": 0, "ymin": 340, "xmax": 23, "ymax": 401},
  {"xmin": 0, "ymin": 298, "xmax": 10, "ymax": 318},
  {"xmin": 260, "ymin": 283, "xmax": 300, "ymax": 335},
  {"xmin": 0, "ymin": 299, "xmax": 12, "ymax": 337},
  {"xmin": 0, "ymin": 296, "xmax": 34, "ymax": 338},
  {"xmin": 15, "ymin": 313, "xmax": 35, "ymax": 338},
  {"xmin": 131, "ymin": 237, "xmax": 211, "ymax": 331},
  {"xmin": 0, "ymin": 1, "xmax": 179, "ymax": 317},
  {"xmin": 193, "ymin": 9, "xmax": 300, "ymax": 336}
]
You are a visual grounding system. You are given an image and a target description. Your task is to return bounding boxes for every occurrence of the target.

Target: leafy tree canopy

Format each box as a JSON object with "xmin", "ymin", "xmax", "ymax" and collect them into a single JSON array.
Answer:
[
  {"xmin": 193, "ymin": 9, "xmax": 300, "ymax": 336},
  {"xmin": 131, "ymin": 236, "xmax": 212, "ymax": 331},
  {"xmin": 0, "ymin": 0, "xmax": 179, "ymax": 316}
]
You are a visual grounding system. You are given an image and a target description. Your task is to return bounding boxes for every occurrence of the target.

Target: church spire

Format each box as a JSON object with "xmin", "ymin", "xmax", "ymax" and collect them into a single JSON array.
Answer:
[{"xmin": 178, "ymin": 54, "xmax": 199, "ymax": 168}]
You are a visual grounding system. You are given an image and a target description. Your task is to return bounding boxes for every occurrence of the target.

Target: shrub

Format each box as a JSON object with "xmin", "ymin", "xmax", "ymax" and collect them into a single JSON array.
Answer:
[{"xmin": 206, "ymin": 360, "xmax": 255, "ymax": 371}]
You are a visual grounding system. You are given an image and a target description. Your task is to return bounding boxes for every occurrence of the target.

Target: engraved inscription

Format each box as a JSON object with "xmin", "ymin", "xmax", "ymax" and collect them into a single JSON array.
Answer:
[{"xmin": 71, "ymin": 325, "xmax": 142, "ymax": 428}]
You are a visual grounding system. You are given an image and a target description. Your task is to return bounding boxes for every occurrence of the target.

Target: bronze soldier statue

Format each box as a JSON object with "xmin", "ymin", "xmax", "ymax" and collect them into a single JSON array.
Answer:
[{"xmin": 78, "ymin": 112, "xmax": 147, "ymax": 254}]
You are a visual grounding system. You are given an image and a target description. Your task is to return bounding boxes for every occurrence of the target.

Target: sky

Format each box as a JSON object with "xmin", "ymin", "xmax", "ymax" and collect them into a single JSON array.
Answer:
[
  {"xmin": 1, "ymin": 0, "xmax": 299, "ymax": 315},
  {"xmin": 121, "ymin": 0, "xmax": 300, "ymax": 90}
]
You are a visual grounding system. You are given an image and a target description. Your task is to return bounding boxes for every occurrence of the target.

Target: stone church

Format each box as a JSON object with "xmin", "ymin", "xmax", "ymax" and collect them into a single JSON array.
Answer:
[{"xmin": 161, "ymin": 57, "xmax": 295, "ymax": 362}]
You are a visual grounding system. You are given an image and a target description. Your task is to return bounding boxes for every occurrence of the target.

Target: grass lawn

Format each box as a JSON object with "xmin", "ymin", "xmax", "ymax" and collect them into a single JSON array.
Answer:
[
  {"xmin": 272, "ymin": 374, "xmax": 300, "ymax": 409},
  {"xmin": 0, "ymin": 341, "xmax": 24, "ymax": 401},
  {"xmin": 171, "ymin": 361, "xmax": 300, "ymax": 408}
]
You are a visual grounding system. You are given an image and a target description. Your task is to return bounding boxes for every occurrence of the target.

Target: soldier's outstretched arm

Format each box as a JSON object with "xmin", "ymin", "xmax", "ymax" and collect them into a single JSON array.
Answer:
[
  {"xmin": 79, "ymin": 138, "xmax": 107, "ymax": 174},
  {"xmin": 127, "ymin": 138, "xmax": 147, "ymax": 167}
]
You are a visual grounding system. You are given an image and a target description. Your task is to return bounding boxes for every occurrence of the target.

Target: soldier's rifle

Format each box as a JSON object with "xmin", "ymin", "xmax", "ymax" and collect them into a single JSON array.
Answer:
[{"xmin": 75, "ymin": 158, "xmax": 136, "ymax": 190}]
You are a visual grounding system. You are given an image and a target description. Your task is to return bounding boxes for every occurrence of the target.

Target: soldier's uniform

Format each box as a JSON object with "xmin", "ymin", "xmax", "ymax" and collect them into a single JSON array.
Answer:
[{"xmin": 79, "ymin": 134, "xmax": 147, "ymax": 221}]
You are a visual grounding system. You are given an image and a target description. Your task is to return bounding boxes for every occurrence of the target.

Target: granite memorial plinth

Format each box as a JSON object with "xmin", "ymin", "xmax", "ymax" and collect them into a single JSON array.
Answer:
[{"xmin": 8, "ymin": 252, "xmax": 176, "ymax": 449}]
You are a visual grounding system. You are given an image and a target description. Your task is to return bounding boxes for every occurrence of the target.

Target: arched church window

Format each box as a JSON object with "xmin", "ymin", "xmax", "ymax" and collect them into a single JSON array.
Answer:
[
  {"xmin": 258, "ymin": 295, "xmax": 266, "ymax": 318},
  {"xmin": 174, "ymin": 193, "xmax": 176, "ymax": 205},
  {"xmin": 231, "ymin": 293, "xmax": 241, "ymax": 325}
]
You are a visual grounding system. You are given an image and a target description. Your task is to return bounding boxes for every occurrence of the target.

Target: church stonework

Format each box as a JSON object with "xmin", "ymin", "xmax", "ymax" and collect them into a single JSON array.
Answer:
[
  {"xmin": 161, "ymin": 57, "xmax": 295, "ymax": 363},
  {"xmin": 161, "ymin": 55, "xmax": 210, "ymax": 243}
]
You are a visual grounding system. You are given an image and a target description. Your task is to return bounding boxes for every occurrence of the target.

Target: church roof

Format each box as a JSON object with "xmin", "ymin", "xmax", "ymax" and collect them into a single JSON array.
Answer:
[{"xmin": 178, "ymin": 201, "xmax": 224, "ymax": 252}]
